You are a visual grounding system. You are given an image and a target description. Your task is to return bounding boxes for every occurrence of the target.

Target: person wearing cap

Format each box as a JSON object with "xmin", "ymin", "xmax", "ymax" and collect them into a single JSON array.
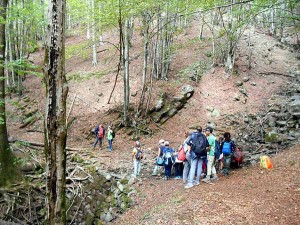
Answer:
[
  {"xmin": 185, "ymin": 126, "xmax": 209, "ymax": 189},
  {"xmin": 152, "ymin": 139, "xmax": 165, "ymax": 176},
  {"xmin": 162, "ymin": 141, "xmax": 174, "ymax": 180},
  {"xmin": 132, "ymin": 141, "xmax": 143, "ymax": 177},
  {"xmin": 202, "ymin": 127, "xmax": 218, "ymax": 183}
]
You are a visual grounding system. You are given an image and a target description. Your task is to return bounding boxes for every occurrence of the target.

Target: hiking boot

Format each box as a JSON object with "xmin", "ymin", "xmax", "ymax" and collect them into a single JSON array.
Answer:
[
  {"xmin": 163, "ymin": 176, "xmax": 168, "ymax": 180},
  {"xmin": 211, "ymin": 176, "xmax": 219, "ymax": 182},
  {"xmin": 185, "ymin": 183, "xmax": 194, "ymax": 189},
  {"xmin": 202, "ymin": 177, "xmax": 211, "ymax": 183}
]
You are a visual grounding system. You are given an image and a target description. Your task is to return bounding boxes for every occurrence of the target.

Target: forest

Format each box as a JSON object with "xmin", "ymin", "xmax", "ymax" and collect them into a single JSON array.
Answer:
[{"xmin": 0, "ymin": 0, "xmax": 299, "ymax": 224}]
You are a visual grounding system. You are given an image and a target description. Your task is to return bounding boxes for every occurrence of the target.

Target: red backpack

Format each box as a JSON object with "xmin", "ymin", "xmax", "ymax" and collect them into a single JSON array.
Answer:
[
  {"xmin": 177, "ymin": 145, "xmax": 186, "ymax": 161},
  {"xmin": 233, "ymin": 148, "xmax": 244, "ymax": 165},
  {"xmin": 98, "ymin": 127, "xmax": 104, "ymax": 138}
]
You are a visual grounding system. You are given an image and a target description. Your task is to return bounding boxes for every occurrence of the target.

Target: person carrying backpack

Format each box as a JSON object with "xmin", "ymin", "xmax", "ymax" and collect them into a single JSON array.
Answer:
[
  {"xmin": 93, "ymin": 124, "xmax": 105, "ymax": 150},
  {"xmin": 182, "ymin": 131, "xmax": 192, "ymax": 184},
  {"xmin": 202, "ymin": 127, "xmax": 218, "ymax": 183},
  {"xmin": 132, "ymin": 141, "xmax": 143, "ymax": 177},
  {"xmin": 162, "ymin": 141, "xmax": 174, "ymax": 180},
  {"xmin": 185, "ymin": 126, "xmax": 209, "ymax": 189},
  {"xmin": 107, "ymin": 126, "xmax": 114, "ymax": 152},
  {"xmin": 152, "ymin": 139, "xmax": 165, "ymax": 176},
  {"xmin": 220, "ymin": 132, "xmax": 236, "ymax": 176}
]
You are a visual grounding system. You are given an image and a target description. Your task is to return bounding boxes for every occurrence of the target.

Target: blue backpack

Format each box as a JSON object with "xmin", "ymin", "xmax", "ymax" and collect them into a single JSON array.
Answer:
[
  {"xmin": 163, "ymin": 147, "xmax": 174, "ymax": 166},
  {"xmin": 222, "ymin": 141, "xmax": 232, "ymax": 155},
  {"xmin": 214, "ymin": 140, "xmax": 221, "ymax": 159}
]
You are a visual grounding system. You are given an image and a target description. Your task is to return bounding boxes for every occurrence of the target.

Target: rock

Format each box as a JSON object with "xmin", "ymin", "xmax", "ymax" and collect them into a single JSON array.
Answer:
[
  {"xmin": 242, "ymin": 76, "xmax": 250, "ymax": 82},
  {"xmin": 127, "ymin": 177, "xmax": 135, "ymax": 186},
  {"xmin": 212, "ymin": 109, "xmax": 220, "ymax": 117},
  {"xmin": 239, "ymin": 87, "xmax": 248, "ymax": 97},
  {"xmin": 275, "ymin": 121, "xmax": 287, "ymax": 127},
  {"xmin": 234, "ymin": 94, "xmax": 240, "ymax": 101},
  {"xmin": 117, "ymin": 181, "xmax": 124, "ymax": 192},
  {"xmin": 235, "ymin": 81, "xmax": 243, "ymax": 86},
  {"xmin": 268, "ymin": 116, "xmax": 277, "ymax": 127},
  {"xmin": 104, "ymin": 212, "xmax": 114, "ymax": 222},
  {"xmin": 206, "ymin": 106, "xmax": 214, "ymax": 112},
  {"xmin": 250, "ymin": 82, "xmax": 256, "ymax": 86},
  {"xmin": 287, "ymin": 100, "xmax": 300, "ymax": 118},
  {"xmin": 181, "ymin": 85, "xmax": 194, "ymax": 98}
]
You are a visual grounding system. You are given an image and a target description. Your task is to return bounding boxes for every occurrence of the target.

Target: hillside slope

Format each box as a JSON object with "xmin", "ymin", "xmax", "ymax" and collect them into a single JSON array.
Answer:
[{"xmin": 5, "ymin": 20, "xmax": 300, "ymax": 224}]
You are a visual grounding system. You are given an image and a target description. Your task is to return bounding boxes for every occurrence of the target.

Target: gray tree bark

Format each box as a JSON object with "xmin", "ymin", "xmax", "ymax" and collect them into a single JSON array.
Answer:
[{"xmin": 43, "ymin": 0, "xmax": 68, "ymax": 224}]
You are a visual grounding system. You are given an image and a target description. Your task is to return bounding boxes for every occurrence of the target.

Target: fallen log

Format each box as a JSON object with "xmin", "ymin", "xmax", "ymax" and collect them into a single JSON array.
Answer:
[{"xmin": 9, "ymin": 139, "xmax": 81, "ymax": 152}]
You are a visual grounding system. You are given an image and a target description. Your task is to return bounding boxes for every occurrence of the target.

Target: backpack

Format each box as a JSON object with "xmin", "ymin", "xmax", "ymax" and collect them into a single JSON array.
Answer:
[
  {"xmin": 164, "ymin": 148, "xmax": 174, "ymax": 166},
  {"xmin": 191, "ymin": 132, "xmax": 208, "ymax": 157},
  {"xmin": 135, "ymin": 148, "xmax": 143, "ymax": 160},
  {"xmin": 111, "ymin": 130, "xmax": 115, "ymax": 139},
  {"xmin": 222, "ymin": 141, "xmax": 232, "ymax": 155},
  {"xmin": 214, "ymin": 140, "xmax": 221, "ymax": 159},
  {"xmin": 98, "ymin": 127, "xmax": 104, "ymax": 138},
  {"xmin": 177, "ymin": 145, "xmax": 186, "ymax": 161},
  {"xmin": 233, "ymin": 148, "xmax": 244, "ymax": 164}
]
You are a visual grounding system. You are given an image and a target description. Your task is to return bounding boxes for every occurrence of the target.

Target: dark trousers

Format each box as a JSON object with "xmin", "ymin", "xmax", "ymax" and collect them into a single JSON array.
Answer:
[
  {"xmin": 174, "ymin": 163, "xmax": 183, "ymax": 177},
  {"xmin": 164, "ymin": 165, "xmax": 172, "ymax": 177},
  {"xmin": 93, "ymin": 136, "xmax": 103, "ymax": 148}
]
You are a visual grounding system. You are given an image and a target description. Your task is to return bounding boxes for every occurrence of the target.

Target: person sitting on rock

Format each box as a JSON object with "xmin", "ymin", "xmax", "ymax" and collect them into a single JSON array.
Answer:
[{"xmin": 152, "ymin": 139, "xmax": 165, "ymax": 176}]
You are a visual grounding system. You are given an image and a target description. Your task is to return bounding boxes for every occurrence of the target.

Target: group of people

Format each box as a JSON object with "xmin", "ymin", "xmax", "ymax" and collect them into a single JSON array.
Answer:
[
  {"xmin": 131, "ymin": 125, "xmax": 238, "ymax": 189},
  {"xmin": 93, "ymin": 124, "xmax": 115, "ymax": 151}
]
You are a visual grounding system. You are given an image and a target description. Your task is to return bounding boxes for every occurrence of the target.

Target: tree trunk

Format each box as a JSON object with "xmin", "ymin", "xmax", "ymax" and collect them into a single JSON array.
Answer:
[
  {"xmin": 44, "ymin": 0, "xmax": 68, "ymax": 224},
  {"xmin": 123, "ymin": 18, "xmax": 130, "ymax": 125},
  {"xmin": 91, "ymin": 0, "xmax": 97, "ymax": 66},
  {"xmin": 137, "ymin": 12, "xmax": 150, "ymax": 116},
  {"xmin": 0, "ymin": 0, "xmax": 18, "ymax": 187}
]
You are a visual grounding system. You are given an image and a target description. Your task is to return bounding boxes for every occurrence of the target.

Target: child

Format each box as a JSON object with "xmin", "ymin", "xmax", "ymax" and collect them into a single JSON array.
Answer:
[
  {"xmin": 132, "ymin": 141, "xmax": 143, "ymax": 177},
  {"xmin": 162, "ymin": 141, "xmax": 174, "ymax": 180}
]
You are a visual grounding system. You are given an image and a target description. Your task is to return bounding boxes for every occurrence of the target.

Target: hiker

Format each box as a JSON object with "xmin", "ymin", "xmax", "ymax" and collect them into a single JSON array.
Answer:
[
  {"xmin": 202, "ymin": 127, "xmax": 218, "ymax": 183},
  {"xmin": 107, "ymin": 126, "xmax": 114, "ymax": 152},
  {"xmin": 216, "ymin": 136, "xmax": 224, "ymax": 173},
  {"xmin": 182, "ymin": 131, "xmax": 191, "ymax": 183},
  {"xmin": 152, "ymin": 139, "xmax": 165, "ymax": 176},
  {"xmin": 220, "ymin": 132, "xmax": 236, "ymax": 176},
  {"xmin": 185, "ymin": 126, "xmax": 209, "ymax": 189},
  {"xmin": 93, "ymin": 124, "xmax": 105, "ymax": 150},
  {"xmin": 132, "ymin": 141, "xmax": 143, "ymax": 177},
  {"xmin": 174, "ymin": 150, "xmax": 184, "ymax": 179},
  {"xmin": 162, "ymin": 141, "xmax": 174, "ymax": 180}
]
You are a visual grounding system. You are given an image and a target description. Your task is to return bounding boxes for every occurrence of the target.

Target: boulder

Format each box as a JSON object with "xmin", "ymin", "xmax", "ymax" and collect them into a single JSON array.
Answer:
[
  {"xmin": 150, "ymin": 85, "xmax": 194, "ymax": 124},
  {"xmin": 287, "ymin": 100, "xmax": 300, "ymax": 118}
]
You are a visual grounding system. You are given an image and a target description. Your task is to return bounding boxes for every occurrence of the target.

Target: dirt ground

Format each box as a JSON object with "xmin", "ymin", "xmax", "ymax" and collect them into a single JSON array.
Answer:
[{"xmin": 6, "ymin": 19, "xmax": 300, "ymax": 224}]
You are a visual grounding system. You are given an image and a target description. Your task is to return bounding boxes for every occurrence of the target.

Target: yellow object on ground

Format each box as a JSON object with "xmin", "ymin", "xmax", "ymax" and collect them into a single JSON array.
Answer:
[{"xmin": 260, "ymin": 156, "xmax": 273, "ymax": 169}]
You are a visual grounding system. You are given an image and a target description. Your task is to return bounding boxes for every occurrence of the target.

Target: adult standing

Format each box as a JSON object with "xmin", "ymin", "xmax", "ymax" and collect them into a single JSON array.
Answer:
[
  {"xmin": 182, "ymin": 131, "xmax": 191, "ymax": 183},
  {"xmin": 185, "ymin": 126, "xmax": 209, "ymax": 189},
  {"xmin": 107, "ymin": 126, "xmax": 114, "ymax": 152},
  {"xmin": 93, "ymin": 124, "xmax": 105, "ymax": 150},
  {"xmin": 202, "ymin": 127, "xmax": 218, "ymax": 183}
]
